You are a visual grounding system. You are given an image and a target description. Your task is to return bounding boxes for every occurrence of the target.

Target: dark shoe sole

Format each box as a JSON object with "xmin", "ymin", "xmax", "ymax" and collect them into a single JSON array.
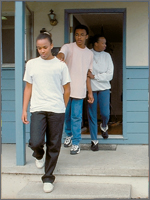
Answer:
[
  {"xmin": 64, "ymin": 140, "xmax": 72, "ymax": 147},
  {"xmin": 91, "ymin": 146, "xmax": 99, "ymax": 151},
  {"xmin": 64, "ymin": 143, "xmax": 72, "ymax": 147},
  {"xmin": 70, "ymin": 149, "xmax": 80, "ymax": 155},
  {"xmin": 101, "ymin": 131, "xmax": 109, "ymax": 139}
]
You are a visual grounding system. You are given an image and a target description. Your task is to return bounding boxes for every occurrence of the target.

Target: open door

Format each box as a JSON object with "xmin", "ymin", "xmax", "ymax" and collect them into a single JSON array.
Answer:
[{"xmin": 68, "ymin": 10, "xmax": 123, "ymax": 137}]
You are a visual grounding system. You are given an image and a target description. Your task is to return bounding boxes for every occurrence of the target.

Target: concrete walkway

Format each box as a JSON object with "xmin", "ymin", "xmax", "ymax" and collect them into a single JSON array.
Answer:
[{"xmin": 1, "ymin": 144, "xmax": 149, "ymax": 199}]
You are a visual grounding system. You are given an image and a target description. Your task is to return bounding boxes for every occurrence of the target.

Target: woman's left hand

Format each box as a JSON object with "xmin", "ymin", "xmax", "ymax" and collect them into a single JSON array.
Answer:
[{"xmin": 87, "ymin": 92, "xmax": 94, "ymax": 104}]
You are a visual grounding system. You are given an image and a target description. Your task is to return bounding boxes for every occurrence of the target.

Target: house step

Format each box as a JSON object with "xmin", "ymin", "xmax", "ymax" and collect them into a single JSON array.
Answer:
[
  {"xmin": 17, "ymin": 181, "xmax": 131, "ymax": 199},
  {"xmin": 2, "ymin": 145, "xmax": 148, "ymax": 178}
]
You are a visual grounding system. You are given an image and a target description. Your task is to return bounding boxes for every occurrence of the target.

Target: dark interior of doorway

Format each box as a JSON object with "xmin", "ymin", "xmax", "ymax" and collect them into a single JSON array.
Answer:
[{"xmin": 73, "ymin": 13, "xmax": 123, "ymax": 135}]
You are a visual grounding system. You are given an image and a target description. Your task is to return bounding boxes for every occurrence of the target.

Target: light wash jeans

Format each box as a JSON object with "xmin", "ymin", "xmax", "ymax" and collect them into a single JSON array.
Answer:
[
  {"xmin": 65, "ymin": 97, "xmax": 83, "ymax": 145},
  {"xmin": 87, "ymin": 90, "xmax": 110, "ymax": 140}
]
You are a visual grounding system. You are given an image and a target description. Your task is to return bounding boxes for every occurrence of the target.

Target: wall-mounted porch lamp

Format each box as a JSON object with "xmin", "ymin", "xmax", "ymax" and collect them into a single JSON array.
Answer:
[
  {"xmin": 2, "ymin": 16, "xmax": 7, "ymax": 20},
  {"xmin": 48, "ymin": 9, "xmax": 58, "ymax": 26}
]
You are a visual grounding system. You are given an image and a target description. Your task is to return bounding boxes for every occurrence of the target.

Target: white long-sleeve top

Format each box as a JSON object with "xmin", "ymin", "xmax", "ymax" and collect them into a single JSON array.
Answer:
[{"xmin": 90, "ymin": 48, "xmax": 114, "ymax": 91}]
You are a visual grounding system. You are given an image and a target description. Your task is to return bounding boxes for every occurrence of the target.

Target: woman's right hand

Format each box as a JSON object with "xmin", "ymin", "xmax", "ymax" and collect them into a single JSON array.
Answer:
[{"xmin": 21, "ymin": 111, "xmax": 29, "ymax": 124}]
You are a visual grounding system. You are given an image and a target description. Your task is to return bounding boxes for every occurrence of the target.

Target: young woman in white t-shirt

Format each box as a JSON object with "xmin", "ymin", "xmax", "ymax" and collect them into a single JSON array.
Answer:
[{"xmin": 22, "ymin": 30, "xmax": 71, "ymax": 193}]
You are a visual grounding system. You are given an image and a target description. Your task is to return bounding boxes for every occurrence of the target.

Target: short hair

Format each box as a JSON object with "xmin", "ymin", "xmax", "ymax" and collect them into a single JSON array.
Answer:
[
  {"xmin": 36, "ymin": 28, "xmax": 52, "ymax": 44},
  {"xmin": 74, "ymin": 24, "xmax": 89, "ymax": 35},
  {"xmin": 89, "ymin": 34, "xmax": 105, "ymax": 47}
]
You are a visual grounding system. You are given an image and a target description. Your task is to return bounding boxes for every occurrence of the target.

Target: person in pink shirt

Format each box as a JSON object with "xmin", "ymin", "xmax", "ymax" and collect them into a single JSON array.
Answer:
[{"xmin": 57, "ymin": 24, "xmax": 94, "ymax": 155}]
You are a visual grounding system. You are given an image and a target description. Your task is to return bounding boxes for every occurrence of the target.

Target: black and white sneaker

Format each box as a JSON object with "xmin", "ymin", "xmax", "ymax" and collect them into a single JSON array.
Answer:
[
  {"xmin": 101, "ymin": 130, "xmax": 108, "ymax": 139},
  {"xmin": 91, "ymin": 141, "xmax": 99, "ymax": 151},
  {"xmin": 70, "ymin": 145, "xmax": 80, "ymax": 155},
  {"xmin": 64, "ymin": 136, "xmax": 72, "ymax": 147},
  {"xmin": 100, "ymin": 124, "xmax": 109, "ymax": 139}
]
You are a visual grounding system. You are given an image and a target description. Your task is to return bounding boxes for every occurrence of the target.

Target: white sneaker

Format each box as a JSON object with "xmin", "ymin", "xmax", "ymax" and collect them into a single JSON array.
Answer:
[
  {"xmin": 43, "ymin": 182, "xmax": 54, "ymax": 193},
  {"xmin": 35, "ymin": 158, "xmax": 44, "ymax": 169},
  {"xmin": 64, "ymin": 136, "xmax": 72, "ymax": 147},
  {"xmin": 70, "ymin": 145, "xmax": 80, "ymax": 155}
]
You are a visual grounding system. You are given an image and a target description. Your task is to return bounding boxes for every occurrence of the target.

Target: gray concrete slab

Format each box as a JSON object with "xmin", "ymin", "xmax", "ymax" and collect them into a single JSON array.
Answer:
[
  {"xmin": 16, "ymin": 181, "xmax": 131, "ymax": 199},
  {"xmin": 1, "ymin": 144, "xmax": 149, "ymax": 199},
  {"xmin": 2, "ymin": 144, "xmax": 148, "ymax": 177}
]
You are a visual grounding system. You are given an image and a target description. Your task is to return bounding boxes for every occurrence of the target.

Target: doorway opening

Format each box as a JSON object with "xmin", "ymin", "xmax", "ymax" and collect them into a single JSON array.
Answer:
[{"xmin": 66, "ymin": 10, "xmax": 124, "ymax": 136}]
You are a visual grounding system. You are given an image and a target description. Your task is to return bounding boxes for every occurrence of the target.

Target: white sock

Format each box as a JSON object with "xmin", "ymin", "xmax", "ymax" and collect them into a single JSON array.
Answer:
[
  {"xmin": 92, "ymin": 140, "xmax": 98, "ymax": 145},
  {"xmin": 100, "ymin": 124, "xmax": 108, "ymax": 132}
]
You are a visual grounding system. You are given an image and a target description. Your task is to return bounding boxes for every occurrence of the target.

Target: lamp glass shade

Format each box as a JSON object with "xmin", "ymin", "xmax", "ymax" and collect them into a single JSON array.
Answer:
[{"xmin": 49, "ymin": 13, "xmax": 55, "ymax": 20}]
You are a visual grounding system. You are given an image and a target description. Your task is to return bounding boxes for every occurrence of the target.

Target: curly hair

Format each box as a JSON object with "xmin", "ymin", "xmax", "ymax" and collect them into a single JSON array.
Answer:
[{"xmin": 89, "ymin": 34, "xmax": 105, "ymax": 47}]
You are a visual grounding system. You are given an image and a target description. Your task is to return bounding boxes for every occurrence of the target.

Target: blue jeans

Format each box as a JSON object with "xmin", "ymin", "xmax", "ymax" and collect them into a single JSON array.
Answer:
[
  {"xmin": 87, "ymin": 90, "xmax": 110, "ymax": 140},
  {"xmin": 65, "ymin": 98, "xmax": 83, "ymax": 145}
]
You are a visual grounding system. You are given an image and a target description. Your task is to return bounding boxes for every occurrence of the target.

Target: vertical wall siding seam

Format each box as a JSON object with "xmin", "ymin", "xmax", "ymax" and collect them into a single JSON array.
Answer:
[{"xmin": 15, "ymin": 2, "xmax": 26, "ymax": 165}]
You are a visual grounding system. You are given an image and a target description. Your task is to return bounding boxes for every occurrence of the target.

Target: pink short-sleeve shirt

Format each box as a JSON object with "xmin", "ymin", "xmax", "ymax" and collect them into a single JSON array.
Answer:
[{"xmin": 60, "ymin": 42, "xmax": 93, "ymax": 98}]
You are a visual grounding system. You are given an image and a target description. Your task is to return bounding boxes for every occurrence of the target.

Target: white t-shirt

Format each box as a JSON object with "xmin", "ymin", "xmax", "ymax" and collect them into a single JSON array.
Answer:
[
  {"xmin": 90, "ymin": 49, "xmax": 114, "ymax": 91},
  {"xmin": 23, "ymin": 56, "xmax": 71, "ymax": 113},
  {"xmin": 60, "ymin": 42, "xmax": 93, "ymax": 98}
]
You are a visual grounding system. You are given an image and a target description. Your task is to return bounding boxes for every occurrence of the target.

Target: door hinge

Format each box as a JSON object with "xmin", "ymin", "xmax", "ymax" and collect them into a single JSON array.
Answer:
[{"xmin": 70, "ymin": 27, "xmax": 73, "ymax": 33}]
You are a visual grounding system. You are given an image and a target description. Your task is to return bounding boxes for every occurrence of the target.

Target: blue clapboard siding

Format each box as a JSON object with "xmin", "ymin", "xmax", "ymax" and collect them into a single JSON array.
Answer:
[
  {"xmin": 126, "ymin": 90, "xmax": 148, "ymax": 101},
  {"xmin": 126, "ymin": 67, "xmax": 149, "ymax": 143},
  {"xmin": 126, "ymin": 68, "xmax": 149, "ymax": 79},
  {"xmin": 125, "ymin": 133, "xmax": 149, "ymax": 144},
  {"xmin": 2, "ymin": 122, "xmax": 16, "ymax": 143},
  {"xmin": 2, "ymin": 69, "xmax": 15, "ymax": 79},
  {"xmin": 2, "ymin": 90, "xmax": 15, "ymax": 101},
  {"xmin": 1, "ymin": 67, "xmax": 149, "ymax": 144},
  {"xmin": 126, "ymin": 79, "xmax": 148, "ymax": 90},
  {"xmin": 2, "ymin": 111, "xmax": 15, "ymax": 121},
  {"xmin": 2, "ymin": 101, "xmax": 15, "ymax": 111},
  {"xmin": 1, "ymin": 69, "xmax": 16, "ymax": 143},
  {"xmin": 127, "ymin": 112, "xmax": 148, "ymax": 123},
  {"xmin": 127, "ymin": 101, "xmax": 148, "ymax": 112},
  {"xmin": 2, "ymin": 79, "xmax": 15, "ymax": 89},
  {"xmin": 127, "ymin": 123, "xmax": 148, "ymax": 133},
  {"xmin": 1, "ymin": 68, "xmax": 30, "ymax": 143},
  {"xmin": 2, "ymin": 69, "xmax": 16, "ymax": 143}
]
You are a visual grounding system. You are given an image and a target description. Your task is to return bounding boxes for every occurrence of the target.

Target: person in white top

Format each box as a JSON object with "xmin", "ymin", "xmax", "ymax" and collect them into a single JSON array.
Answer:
[
  {"xmin": 57, "ymin": 24, "xmax": 94, "ymax": 155},
  {"xmin": 22, "ymin": 30, "xmax": 71, "ymax": 193},
  {"xmin": 87, "ymin": 34, "xmax": 114, "ymax": 151}
]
